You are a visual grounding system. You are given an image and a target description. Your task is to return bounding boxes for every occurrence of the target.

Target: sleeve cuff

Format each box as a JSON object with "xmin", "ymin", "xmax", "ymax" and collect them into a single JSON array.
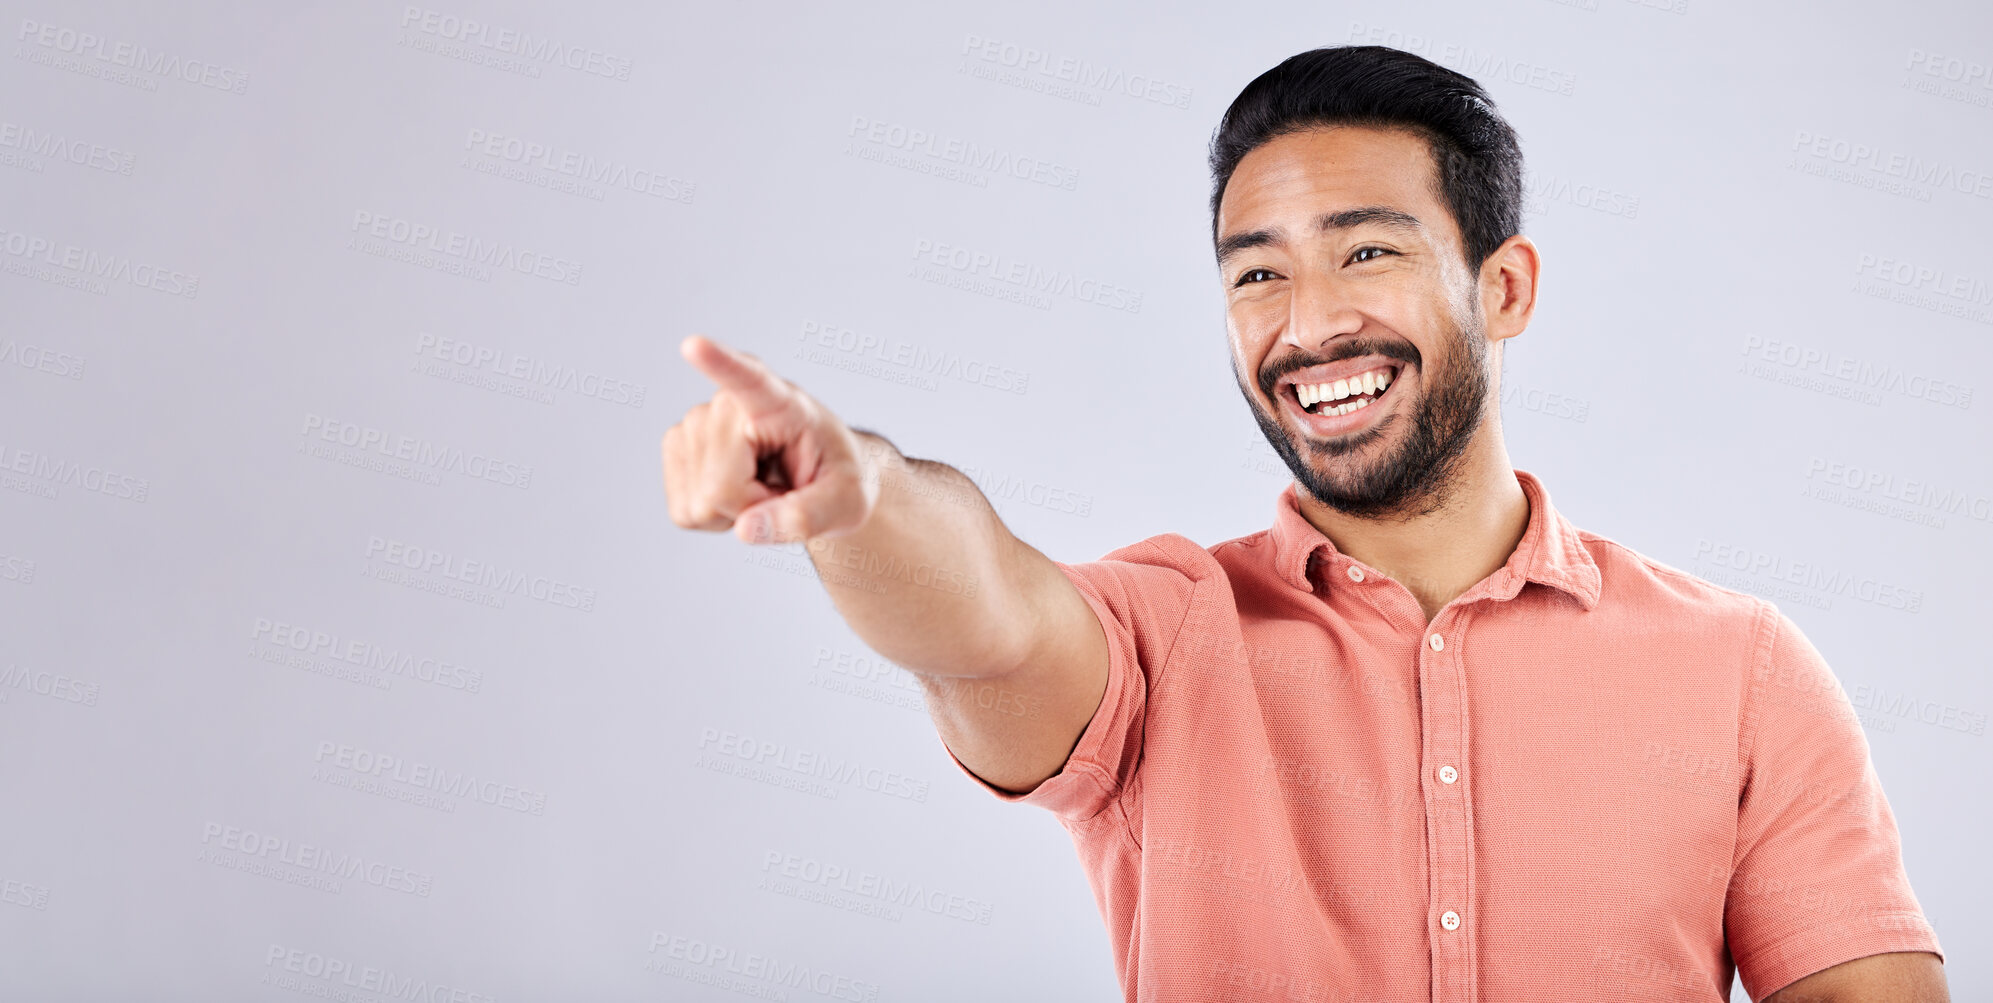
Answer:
[
  {"xmin": 937, "ymin": 560, "xmax": 1137, "ymax": 822},
  {"xmin": 1736, "ymin": 911, "xmax": 1944, "ymax": 1000}
]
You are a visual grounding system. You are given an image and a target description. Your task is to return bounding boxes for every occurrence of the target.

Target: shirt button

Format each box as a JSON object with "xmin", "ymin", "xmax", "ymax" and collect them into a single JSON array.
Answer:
[
  {"xmin": 1441, "ymin": 910, "xmax": 1461, "ymax": 931},
  {"xmin": 1346, "ymin": 565, "xmax": 1365, "ymax": 582},
  {"xmin": 1439, "ymin": 765, "xmax": 1458, "ymax": 784},
  {"xmin": 1428, "ymin": 632, "xmax": 1445, "ymax": 652}
]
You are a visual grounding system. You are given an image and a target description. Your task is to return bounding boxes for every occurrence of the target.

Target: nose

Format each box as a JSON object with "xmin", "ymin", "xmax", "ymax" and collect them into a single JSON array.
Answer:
[{"xmin": 1283, "ymin": 267, "xmax": 1364, "ymax": 353}]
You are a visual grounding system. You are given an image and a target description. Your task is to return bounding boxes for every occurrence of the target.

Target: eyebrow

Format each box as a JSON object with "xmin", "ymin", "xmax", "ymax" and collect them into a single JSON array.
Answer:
[{"xmin": 1214, "ymin": 206, "xmax": 1426, "ymax": 267}]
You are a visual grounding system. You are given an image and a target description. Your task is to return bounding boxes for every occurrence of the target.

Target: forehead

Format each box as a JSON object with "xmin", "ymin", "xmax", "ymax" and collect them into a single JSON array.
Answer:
[{"xmin": 1217, "ymin": 125, "xmax": 1447, "ymax": 240}]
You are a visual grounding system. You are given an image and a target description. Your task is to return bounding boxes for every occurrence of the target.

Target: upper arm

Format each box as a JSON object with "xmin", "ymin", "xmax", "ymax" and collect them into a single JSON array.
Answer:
[
  {"xmin": 1760, "ymin": 950, "xmax": 1946, "ymax": 1002},
  {"xmin": 1725, "ymin": 605, "xmax": 1945, "ymax": 999},
  {"xmin": 925, "ymin": 534, "xmax": 1201, "ymax": 821},
  {"xmin": 922, "ymin": 547, "xmax": 1113, "ymax": 797}
]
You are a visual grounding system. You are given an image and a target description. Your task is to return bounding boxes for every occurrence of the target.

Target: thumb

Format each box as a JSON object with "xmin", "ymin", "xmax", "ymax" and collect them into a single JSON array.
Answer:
[{"xmin": 734, "ymin": 472, "xmax": 866, "ymax": 545}]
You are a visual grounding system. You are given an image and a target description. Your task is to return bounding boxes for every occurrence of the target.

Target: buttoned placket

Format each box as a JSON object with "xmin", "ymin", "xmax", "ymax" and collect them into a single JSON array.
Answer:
[
  {"xmin": 1314, "ymin": 549, "xmax": 1478, "ymax": 1002},
  {"xmin": 1419, "ymin": 612, "xmax": 1475, "ymax": 1003}
]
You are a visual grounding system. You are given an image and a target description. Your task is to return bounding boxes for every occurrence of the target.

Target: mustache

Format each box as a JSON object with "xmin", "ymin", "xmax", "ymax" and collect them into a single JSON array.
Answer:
[{"xmin": 1258, "ymin": 338, "xmax": 1421, "ymax": 399}]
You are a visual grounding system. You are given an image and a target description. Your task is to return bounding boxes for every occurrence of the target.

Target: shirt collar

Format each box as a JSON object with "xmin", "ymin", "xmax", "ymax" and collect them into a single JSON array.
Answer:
[{"xmin": 1269, "ymin": 467, "xmax": 1601, "ymax": 611}]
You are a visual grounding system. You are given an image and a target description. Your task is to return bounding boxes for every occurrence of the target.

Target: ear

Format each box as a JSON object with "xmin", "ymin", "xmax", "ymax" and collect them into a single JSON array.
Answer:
[{"xmin": 1478, "ymin": 234, "xmax": 1540, "ymax": 345}]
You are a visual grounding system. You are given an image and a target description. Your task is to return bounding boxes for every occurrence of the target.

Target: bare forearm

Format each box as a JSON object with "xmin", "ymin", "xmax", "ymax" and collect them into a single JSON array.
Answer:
[
  {"xmin": 1762, "ymin": 951, "xmax": 1947, "ymax": 1003},
  {"xmin": 800, "ymin": 430, "xmax": 1035, "ymax": 678}
]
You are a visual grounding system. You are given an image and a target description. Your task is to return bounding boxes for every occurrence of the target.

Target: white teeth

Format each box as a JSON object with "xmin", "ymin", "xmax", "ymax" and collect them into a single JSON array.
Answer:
[{"xmin": 1294, "ymin": 366, "xmax": 1395, "ymax": 414}]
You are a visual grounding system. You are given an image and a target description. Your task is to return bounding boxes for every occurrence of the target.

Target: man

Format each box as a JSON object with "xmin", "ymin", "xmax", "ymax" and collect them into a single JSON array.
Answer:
[{"xmin": 663, "ymin": 45, "xmax": 1946, "ymax": 1002}]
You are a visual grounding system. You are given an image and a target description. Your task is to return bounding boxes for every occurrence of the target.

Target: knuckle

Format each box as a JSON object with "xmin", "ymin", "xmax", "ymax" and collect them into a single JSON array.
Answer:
[{"xmin": 686, "ymin": 499, "xmax": 731, "ymax": 530}]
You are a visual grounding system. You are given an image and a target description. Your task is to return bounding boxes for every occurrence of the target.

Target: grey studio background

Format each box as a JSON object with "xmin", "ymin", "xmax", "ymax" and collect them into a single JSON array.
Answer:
[{"xmin": 0, "ymin": 0, "xmax": 1987, "ymax": 999}]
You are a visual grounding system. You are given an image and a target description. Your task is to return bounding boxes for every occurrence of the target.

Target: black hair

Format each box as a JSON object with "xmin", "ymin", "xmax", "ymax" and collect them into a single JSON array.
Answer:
[{"xmin": 1207, "ymin": 45, "xmax": 1524, "ymax": 272}]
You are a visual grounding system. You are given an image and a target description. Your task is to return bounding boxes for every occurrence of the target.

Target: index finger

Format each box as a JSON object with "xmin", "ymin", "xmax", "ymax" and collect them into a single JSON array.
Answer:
[{"xmin": 680, "ymin": 335, "xmax": 790, "ymax": 413}]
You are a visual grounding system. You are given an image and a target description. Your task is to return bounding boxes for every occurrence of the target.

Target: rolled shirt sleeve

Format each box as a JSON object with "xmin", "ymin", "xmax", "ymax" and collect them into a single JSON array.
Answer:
[
  {"xmin": 940, "ymin": 535, "xmax": 1203, "ymax": 824},
  {"xmin": 1724, "ymin": 603, "xmax": 1944, "ymax": 999}
]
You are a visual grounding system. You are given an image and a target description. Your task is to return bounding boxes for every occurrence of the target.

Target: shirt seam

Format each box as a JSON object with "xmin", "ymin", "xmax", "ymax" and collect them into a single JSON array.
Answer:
[
  {"xmin": 1112, "ymin": 537, "xmax": 1204, "ymax": 846},
  {"xmin": 1452, "ymin": 606, "xmax": 1481, "ymax": 995},
  {"xmin": 1115, "ymin": 772, "xmax": 1142, "ymax": 854},
  {"xmin": 1057, "ymin": 568, "xmax": 1138, "ymax": 825},
  {"xmin": 1734, "ymin": 598, "xmax": 1777, "ymax": 826},
  {"xmin": 1143, "ymin": 537, "xmax": 1209, "ymax": 697},
  {"xmin": 1733, "ymin": 908, "xmax": 1935, "ymax": 974},
  {"xmin": 1592, "ymin": 533, "xmax": 1762, "ymax": 610}
]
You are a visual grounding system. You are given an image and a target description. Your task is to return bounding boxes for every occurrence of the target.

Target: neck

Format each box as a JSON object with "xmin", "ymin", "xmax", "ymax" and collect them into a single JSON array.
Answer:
[{"xmin": 1294, "ymin": 441, "xmax": 1529, "ymax": 621}]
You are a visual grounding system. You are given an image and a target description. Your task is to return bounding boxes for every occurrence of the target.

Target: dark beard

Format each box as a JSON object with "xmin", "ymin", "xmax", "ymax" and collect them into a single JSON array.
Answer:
[{"xmin": 1238, "ymin": 312, "xmax": 1490, "ymax": 520}]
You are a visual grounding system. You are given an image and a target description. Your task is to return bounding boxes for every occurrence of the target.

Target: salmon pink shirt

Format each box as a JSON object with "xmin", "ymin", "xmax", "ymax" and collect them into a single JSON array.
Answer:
[{"xmin": 943, "ymin": 469, "xmax": 1941, "ymax": 1001}]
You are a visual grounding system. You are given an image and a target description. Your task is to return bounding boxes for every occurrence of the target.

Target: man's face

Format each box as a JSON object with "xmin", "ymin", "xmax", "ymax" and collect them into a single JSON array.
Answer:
[{"xmin": 1217, "ymin": 125, "xmax": 1493, "ymax": 519}]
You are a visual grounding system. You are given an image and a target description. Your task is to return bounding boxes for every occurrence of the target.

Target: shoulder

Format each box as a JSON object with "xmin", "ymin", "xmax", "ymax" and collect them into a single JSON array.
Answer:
[
  {"xmin": 1561, "ymin": 527, "xmax": 1788, "ymax": 673},
  {"xmin": 1577, "ymin": 527, "xmax": 1771, "ymax": 627},
  {"xmin": 1083, "ymin": 531, "xmax": 1231, "ymax": 585},
  {"xmin": 1055, "ymin": 532, "xmax": 1229, "ymax": 625},
  {"xmin": 1207, "ymin": 527, "xmax": 1276, "ymax": 576}
]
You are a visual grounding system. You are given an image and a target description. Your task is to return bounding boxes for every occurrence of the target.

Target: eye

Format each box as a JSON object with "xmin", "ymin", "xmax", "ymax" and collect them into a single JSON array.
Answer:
[
  {"xmin": 1234, "ymin": 267, "xmax": 1280, "ymax": 287},
  {"xmin": 1349, "ymin": 246, "xmax": 1395, "ymax": 264}
]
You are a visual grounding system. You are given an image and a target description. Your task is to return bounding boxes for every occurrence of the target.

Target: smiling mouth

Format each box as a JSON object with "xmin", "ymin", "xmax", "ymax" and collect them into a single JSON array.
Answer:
[{"xmin": 1289, "ymin": 364, "xmax": 1400, "ymax": 417}]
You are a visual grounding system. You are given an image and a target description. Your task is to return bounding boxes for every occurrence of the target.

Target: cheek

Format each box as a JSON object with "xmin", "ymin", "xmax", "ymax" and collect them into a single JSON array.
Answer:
[
  {"xmin": 1227, "ymin": 295, "xmax": 1285, "ymax": 337},
  {"xmin": 1348, "ymin": 283, "xmax": 1420, "ymax": 323}
]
